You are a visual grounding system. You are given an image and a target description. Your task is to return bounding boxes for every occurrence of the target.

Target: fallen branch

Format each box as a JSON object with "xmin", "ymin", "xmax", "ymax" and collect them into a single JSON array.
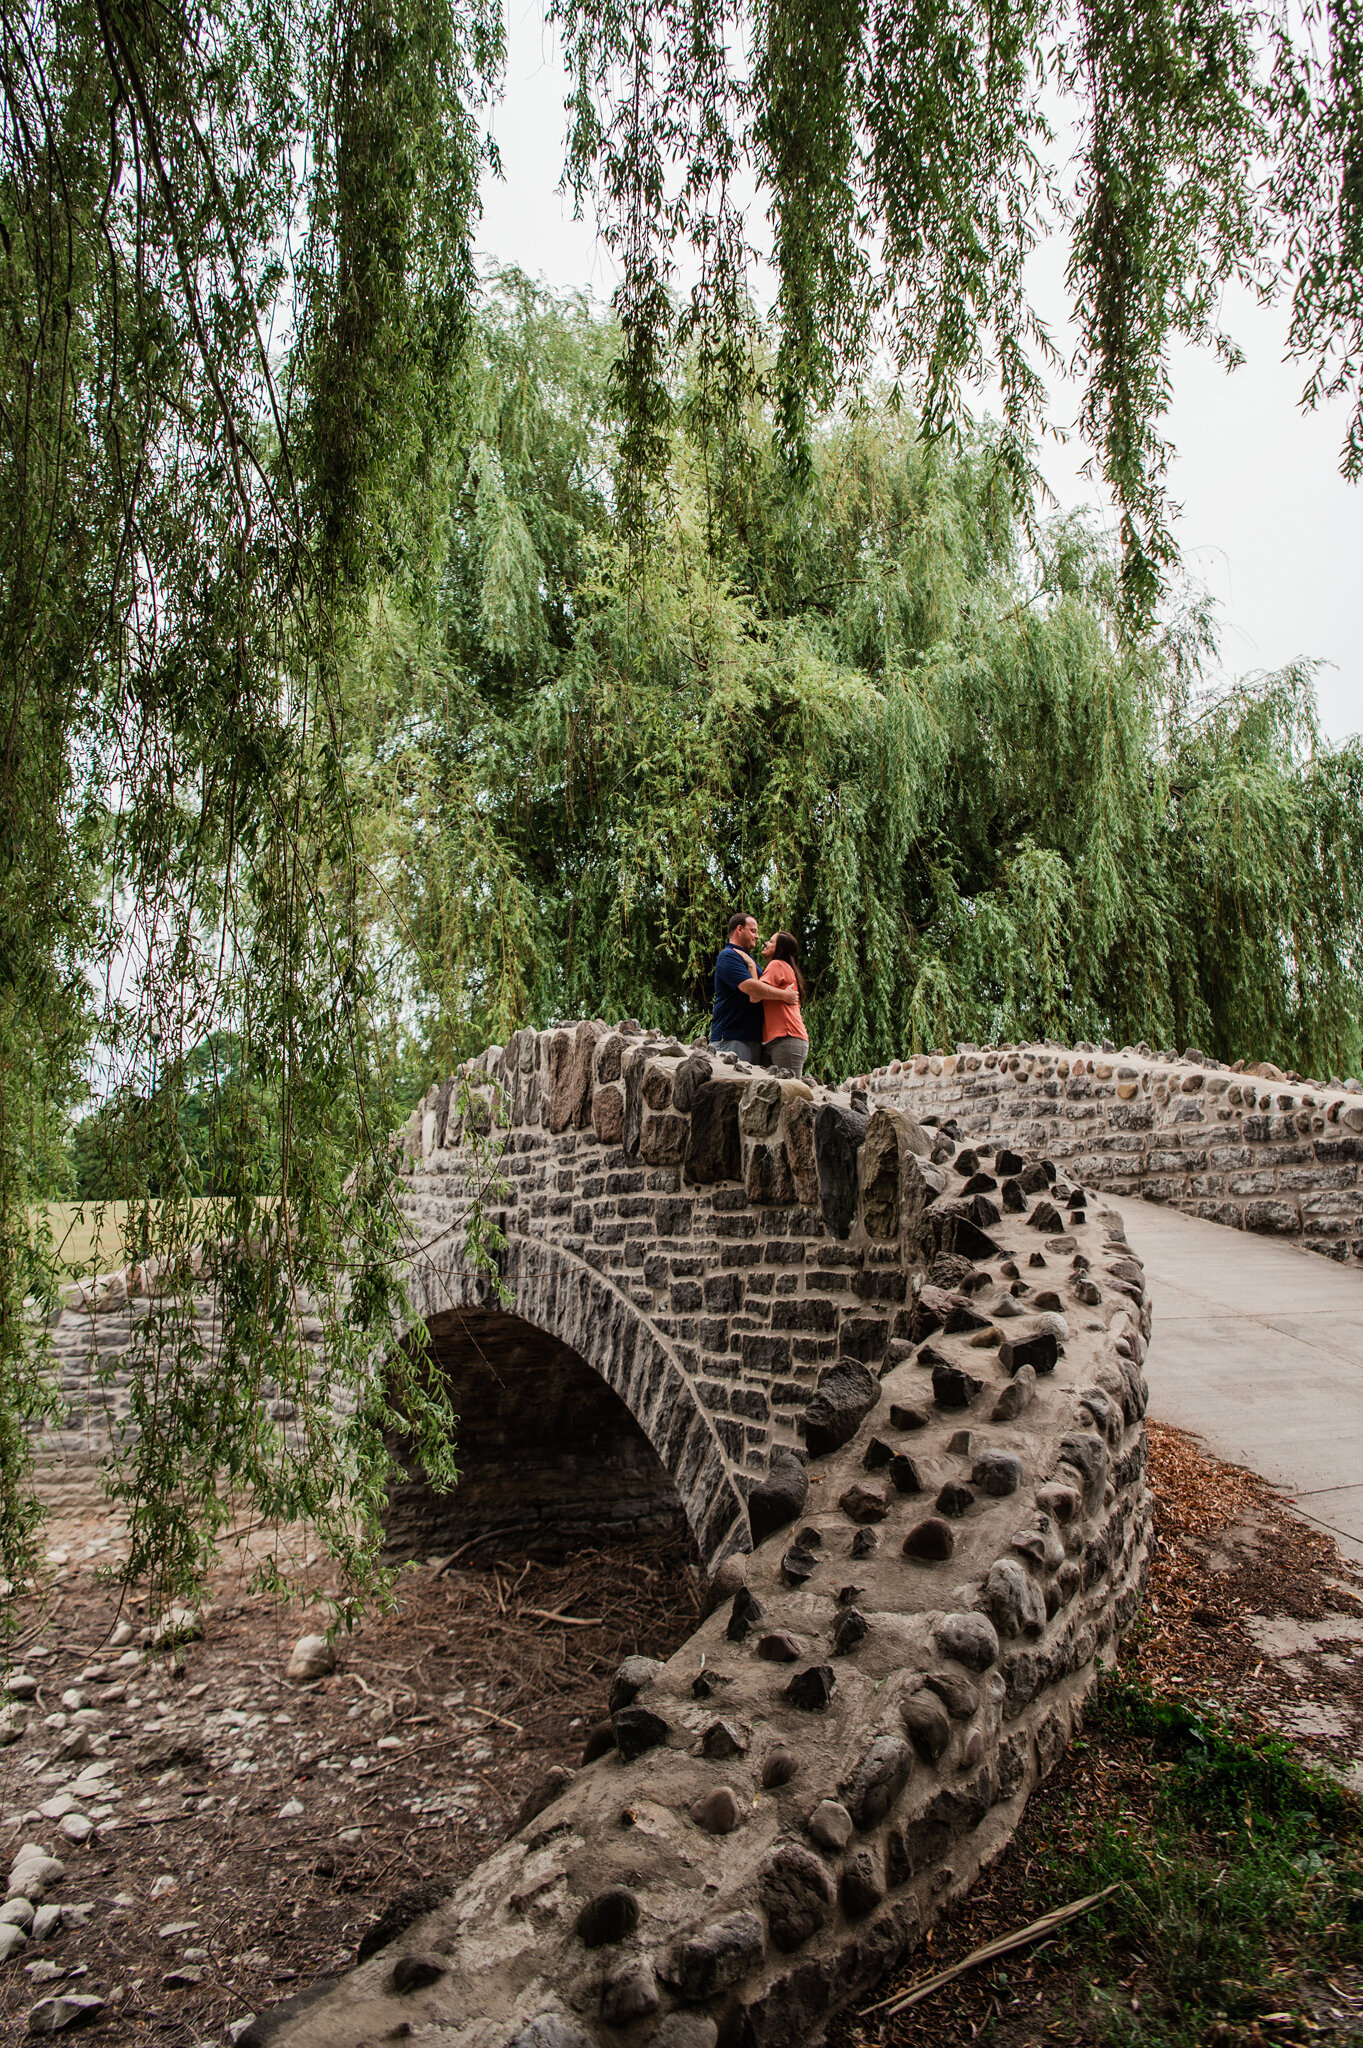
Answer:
[
  {"xmin": 523, "ymin": 1608, "xmax": 599, "ymax": 1628},
  {"xmin": 337, "ymin": 1670, "xmax": 384, "ymax": 1700},
  {"xmin": 862, "ymin": 1884, "xmax": 1121, "ymax": 2017},
  {"xmin": 437, "ymin": 1526, "xmax": 524, "ymax": 1569},
  {"xmin": 104, "ymin": 1808, "xmax": 203, "ymax": 1832},
  {"xmin": 465, "ymin": 1703, "xmax": 523, "ymax": 1731},
  {"xmin": 348, "ymin": 1703, "xmax": 527, "ymax": 1777}
]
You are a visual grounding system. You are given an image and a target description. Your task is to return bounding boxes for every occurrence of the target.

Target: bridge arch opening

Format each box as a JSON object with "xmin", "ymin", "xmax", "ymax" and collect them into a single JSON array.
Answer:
[{"xmin": 383, "ymin": 1305, "xmax": 696, "ymax": 1563}]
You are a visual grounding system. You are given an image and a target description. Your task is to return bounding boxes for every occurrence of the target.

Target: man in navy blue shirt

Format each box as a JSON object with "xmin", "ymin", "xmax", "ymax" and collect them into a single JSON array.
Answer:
[{"xmin": 709, "ymin": 911, "xmax": 797, "ymax": 1062}]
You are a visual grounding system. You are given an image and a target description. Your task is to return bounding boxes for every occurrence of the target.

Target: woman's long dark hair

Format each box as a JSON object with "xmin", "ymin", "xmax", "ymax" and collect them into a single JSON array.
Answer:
[{"xmin": 771, "ymin": 931, "xmax": 806, "ymax": 999}]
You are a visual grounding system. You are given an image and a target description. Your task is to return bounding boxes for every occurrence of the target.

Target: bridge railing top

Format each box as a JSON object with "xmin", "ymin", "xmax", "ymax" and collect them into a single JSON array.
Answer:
[{"xmin": 845, "ymin": 1040, "xmax": 1363, "ymax": 1134}]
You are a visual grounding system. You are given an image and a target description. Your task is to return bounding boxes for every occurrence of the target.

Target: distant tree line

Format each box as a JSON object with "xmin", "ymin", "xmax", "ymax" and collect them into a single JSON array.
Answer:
[{"xmin": 50, "ymin": 1037, "xmax": 276, "ymax": 1202}]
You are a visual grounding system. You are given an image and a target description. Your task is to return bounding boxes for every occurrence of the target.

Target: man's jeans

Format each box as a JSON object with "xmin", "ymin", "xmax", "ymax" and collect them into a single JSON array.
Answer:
[{"xmin": 709, "ymin": 1038, "xmax": 763, "ymax": 1065}]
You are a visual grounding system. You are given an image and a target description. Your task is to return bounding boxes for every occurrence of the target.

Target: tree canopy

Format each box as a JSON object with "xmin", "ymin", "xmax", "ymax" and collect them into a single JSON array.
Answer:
[
  {"xmin": 354, "ymin": 270, "xmax": 1363, "ymax": 1088},
  {"xmin": 0, "ymin": 0, "xmax": 497, "ymax": 1609},
  {"xmin": 554, "ymin": 0, "xmax": 1363, "ymax": 611},
  {"xmin": 0, "ymin": 0, "xmax": 1359, "ymax": 1609}
]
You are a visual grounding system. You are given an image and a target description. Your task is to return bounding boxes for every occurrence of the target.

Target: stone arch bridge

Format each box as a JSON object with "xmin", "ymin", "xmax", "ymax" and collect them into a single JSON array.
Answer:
[
  {"xmin": 38, "ymin": 1021, "xmax": 1363, "ymax": 2039},
  {"xmin": 256, "ymin": 1020, "xmax": 1152, "ymax": 2048},
  {"xmin": 387, "ymin": 1018, "xmax": 955, "ymax": 1572}
]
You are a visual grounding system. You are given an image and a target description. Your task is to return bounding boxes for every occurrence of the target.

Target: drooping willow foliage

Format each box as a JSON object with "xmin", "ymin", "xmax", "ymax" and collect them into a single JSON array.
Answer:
[
  {"xmin": 1, "ymin": 0, "xmax": 1360, "ymax": 1607},
  {"xmin": 553, "ymin": 0, "xmax": 1363, "ymax": 615},
  {"xmin": 356, "ymin": 274, "xmax": 1363, "ymax": 1091},
  {"xmin": 0, "ymin": 0, "xmax": 502, "ymax": 1610}
]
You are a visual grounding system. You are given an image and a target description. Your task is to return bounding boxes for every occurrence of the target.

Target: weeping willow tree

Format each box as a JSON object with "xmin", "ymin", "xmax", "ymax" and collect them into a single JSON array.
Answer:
[
  {"xmin": 1, "ymin": 0, "xmax": 1361, "ymax": 1601},
  {"xmin": 354, "ymin": 273, "xmax": 1363, "ymax": 1089},
  {"xmin": 551, "ymin": 0, "xmax": 1363, "ymax": 618}
]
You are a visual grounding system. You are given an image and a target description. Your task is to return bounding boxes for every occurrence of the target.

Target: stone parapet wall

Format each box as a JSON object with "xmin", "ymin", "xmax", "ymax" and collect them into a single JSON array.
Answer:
[{"xmin": 852, "ymin": 1042, "xmax": 1363, "ymax": 1262}]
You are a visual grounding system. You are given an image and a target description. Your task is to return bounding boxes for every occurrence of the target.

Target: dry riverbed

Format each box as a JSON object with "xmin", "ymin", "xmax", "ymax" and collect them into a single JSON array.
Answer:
[{"xmin": 0, "ymin": 1533, "xmax": 703, "ymax": 2042}]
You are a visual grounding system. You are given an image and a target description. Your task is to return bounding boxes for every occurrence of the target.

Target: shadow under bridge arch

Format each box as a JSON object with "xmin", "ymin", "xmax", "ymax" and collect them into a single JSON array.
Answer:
[{"xmin": 384, "ymin": 1244, "xmax": 750, "ymax": 1569}]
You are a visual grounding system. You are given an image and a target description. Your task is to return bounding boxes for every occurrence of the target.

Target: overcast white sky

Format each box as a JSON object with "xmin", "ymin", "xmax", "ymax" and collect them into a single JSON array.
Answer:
[{"xmin": 475, "ymin": 1, "xmax": 1362, "ymax": 744}]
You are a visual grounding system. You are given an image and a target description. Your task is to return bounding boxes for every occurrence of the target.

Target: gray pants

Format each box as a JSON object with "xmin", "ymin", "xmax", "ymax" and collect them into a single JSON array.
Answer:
[
  {"xmin": 766, "ymin": 1036, "xmax": 808, "ymax": 1077},
  {"xmin": 710, "ymin": 1038, "xmax": 763, "ymax": 1064}
]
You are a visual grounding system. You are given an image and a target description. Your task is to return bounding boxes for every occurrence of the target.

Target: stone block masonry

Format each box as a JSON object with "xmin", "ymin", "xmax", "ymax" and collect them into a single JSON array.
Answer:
[
  {"xmin": 852, "ymin": 1041, "xmax": 1363, "ymax": 1264},
  {"xmin": 263, "ymin": 1018, "xmax": 1153, "ymax": 2048},
  {"xmin": 31, "ymin": 1279, "xmax": 338, "ymax": 1531},
  {"xmin": 388, "ymin": 1024, "xmax": 943, "ymax": 1570}
]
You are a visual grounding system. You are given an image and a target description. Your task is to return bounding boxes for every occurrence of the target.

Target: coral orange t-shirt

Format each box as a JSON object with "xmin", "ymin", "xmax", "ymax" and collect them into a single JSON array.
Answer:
[{"xmin": 761, "ymin": 960, "xmax": 808, "ymax": 1043}]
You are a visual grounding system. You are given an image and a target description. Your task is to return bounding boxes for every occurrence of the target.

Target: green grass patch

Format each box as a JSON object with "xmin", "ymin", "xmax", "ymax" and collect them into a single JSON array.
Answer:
[
  {"xmin": 33, "ymin": 1198, "xmax": 270, "ymax": 1276},
  {"xmin": 36, "ymin": 1200, "xmax": 138, "ymax": 1275},
  {"xmin": 846, "ymin": 1678, "xmax": 1363, "ymax": 2046},
  {"xmin": 1028, "ymin": 1683, "xmax": 1363, "ymax": 2045}
]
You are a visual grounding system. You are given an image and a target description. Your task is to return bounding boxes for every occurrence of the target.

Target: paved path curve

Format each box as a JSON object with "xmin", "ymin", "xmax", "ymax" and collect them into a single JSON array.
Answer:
[{"xmin": 1107, "ymin": 1195, "xmax": 1363, "ymax": 1561}]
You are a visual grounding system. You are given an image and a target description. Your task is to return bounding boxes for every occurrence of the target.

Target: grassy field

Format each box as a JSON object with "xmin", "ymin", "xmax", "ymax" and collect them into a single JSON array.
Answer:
[{"xmin": 34, "ymin": 1201, "xmax": 233, "ymax": 1275}]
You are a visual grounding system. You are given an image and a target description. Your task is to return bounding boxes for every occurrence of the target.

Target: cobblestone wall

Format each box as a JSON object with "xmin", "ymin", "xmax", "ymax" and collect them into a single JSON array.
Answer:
[
  {"xmin": 393, "ymin": 1022, "xmax": 936, "ymax": 1568},
  {"xmin": 850, "ymin": 1041, "xmax": 1363, "ymax": 1262}
]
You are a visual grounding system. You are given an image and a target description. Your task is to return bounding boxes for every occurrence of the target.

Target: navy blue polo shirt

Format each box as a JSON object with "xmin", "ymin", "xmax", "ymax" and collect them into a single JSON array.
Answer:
[{"xmin": 711, "ymin": 944, "xmax": 763, "ymax": 1043}]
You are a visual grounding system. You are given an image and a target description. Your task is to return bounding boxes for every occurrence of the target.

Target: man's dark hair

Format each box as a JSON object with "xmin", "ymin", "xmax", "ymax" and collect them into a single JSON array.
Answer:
[{"xmin": 726, "ymin": 910, "xmax": 754, "ymax": 937}]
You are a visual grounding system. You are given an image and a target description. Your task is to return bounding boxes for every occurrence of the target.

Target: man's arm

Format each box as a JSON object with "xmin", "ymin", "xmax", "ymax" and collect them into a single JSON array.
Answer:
[{"xmin": 739, "ymin": 973, "xmax": 798, "ymax": 1003}]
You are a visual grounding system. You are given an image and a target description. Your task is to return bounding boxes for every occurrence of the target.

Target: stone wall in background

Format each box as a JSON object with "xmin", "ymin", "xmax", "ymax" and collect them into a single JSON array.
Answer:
[{"xmin": 851, "ymin": 1041, "xmax": 1363, "ymax": 1262}]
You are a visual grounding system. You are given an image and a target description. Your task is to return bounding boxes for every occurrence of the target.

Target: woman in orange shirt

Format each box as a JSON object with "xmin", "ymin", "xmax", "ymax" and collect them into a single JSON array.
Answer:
[{"xmin": 760, "ymin": 930, "xmax": 809, "ymax": 1077}]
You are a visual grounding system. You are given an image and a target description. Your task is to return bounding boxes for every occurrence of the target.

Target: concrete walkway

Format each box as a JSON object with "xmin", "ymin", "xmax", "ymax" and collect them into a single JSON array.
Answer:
[{"xmin": 1106, "ymin": 1196, "xmax": 1363, "ymax": 1563}]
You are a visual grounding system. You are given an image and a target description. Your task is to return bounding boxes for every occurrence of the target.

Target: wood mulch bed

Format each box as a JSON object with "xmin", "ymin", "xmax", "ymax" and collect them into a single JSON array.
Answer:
[{"xmin": 1131, "ymin": 1423, "xmax": 1363, "ymax": 1762}]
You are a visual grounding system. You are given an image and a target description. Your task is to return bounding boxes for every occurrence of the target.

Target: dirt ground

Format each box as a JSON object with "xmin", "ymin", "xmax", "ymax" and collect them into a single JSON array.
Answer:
[
  {"xmin": 2, "ymin": 1422, "xmax": 1361, "ymax": 2046},
  {"xmin": 0, "ymin": 1530, "xmax": 704, "ymax": 2043}
]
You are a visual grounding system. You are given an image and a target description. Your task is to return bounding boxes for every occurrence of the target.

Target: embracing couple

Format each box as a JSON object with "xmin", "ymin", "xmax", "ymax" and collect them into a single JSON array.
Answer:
[{"xmin": 708, "ymin": 911, "xmax": 809, "ymax": 1079}]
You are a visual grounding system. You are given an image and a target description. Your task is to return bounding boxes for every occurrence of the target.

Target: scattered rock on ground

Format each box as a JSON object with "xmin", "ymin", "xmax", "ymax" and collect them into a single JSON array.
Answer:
[{"xmin": 285, "ymin": 1634, "xmax": 335, "ymax": 1682}]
